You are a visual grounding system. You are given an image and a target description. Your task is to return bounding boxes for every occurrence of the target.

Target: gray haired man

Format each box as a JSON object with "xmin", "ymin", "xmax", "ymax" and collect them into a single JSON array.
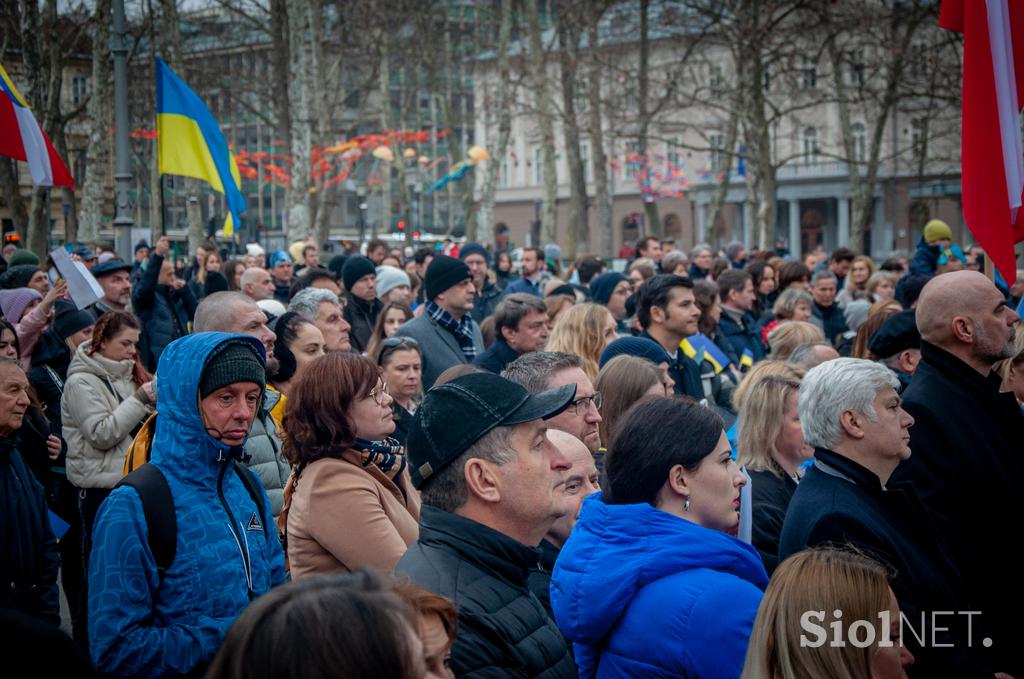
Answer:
[{"xmin": 289, "ymin": 287, "xmax": 351, "ymax": 352}]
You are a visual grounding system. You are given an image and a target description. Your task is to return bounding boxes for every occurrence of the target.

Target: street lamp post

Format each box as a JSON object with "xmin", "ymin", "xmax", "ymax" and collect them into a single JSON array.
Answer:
[
  {"xmin": 357, "ymin": 186, "xmax": 367, "ymax": 245},
  {"xmin": 112, "ymin": 0, "xmax": 133, "ymax": 259}
]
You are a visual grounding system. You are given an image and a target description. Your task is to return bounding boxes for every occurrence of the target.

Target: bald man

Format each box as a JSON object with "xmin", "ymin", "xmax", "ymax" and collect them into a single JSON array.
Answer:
[
  {"xmin": 890, "ymin": 270, "xmax": 1022, "ymax": 674},
  {"xmin": 527, "ymin": 429, "xmax": 600, "ymax": 616}
]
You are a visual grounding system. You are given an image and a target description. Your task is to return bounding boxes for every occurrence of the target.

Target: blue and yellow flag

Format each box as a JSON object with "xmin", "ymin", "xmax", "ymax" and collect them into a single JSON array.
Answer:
[
  {"xmin": 740, "ymin": 348, "xmax": 755, "ymax": 370},
  {"xmin": 684, "ymin": 333, "xmax": 732, "ymax": 375},
  {"xmin": 156, "ymin": 58, "xmax": 245, "ymax": 235}
]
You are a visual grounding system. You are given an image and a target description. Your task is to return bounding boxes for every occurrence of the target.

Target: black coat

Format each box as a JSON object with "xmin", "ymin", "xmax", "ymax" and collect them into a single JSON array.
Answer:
[
  {"xmin": 27, "ymin": 329, "xmax": 70, "ymax": 432},
  {"xmin": 890, "ymin": 341, "xmax": 1024, "ymax": 675},
  {"xmin": 344, "ymin": 295, "xmax": 383, "ymax": 354},
  {"xmin": 780, "ymin": 449, "xmax": 990, "ymax": 676},
  {"xmin": 811, "ymin": 302, "xmax": 848, "ymax": 346},
  {"xmin": 716, "ymin": 308, "xmax": 765, "ymax": 366},
  {"xmin": 470, "ymin": 280, "xmax": 503, "ymax": 325},
  {"xmin": 747, "ymin": 465, "xmax": 796, "ymax": 576},
  {"xmin": 396, "ymin": 506, "xmax": 576, "ymax": 678},
  {"xmin": 0, "ymin": 437, "xmax": 60, "ymax": 625},
  {"xmin": 132, "ymin": 252, "xmax": 197, "ymax": 372},
  {"xmin": 473, "ymin": 337, "xmax": 520, "ymax": 375},
  {"xmin": 526, "ymin": 539, "xmax": 560, "ymax": 618}
]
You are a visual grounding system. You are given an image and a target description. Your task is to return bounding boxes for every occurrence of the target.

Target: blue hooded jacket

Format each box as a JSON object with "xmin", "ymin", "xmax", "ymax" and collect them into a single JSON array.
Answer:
[
  {"xmin": 551, "ymin": 494, "xmax": 768, "ymax": 679},
  {"xmin": 88, "ymin": 333, "xmax": 286, "ymax": 678}
]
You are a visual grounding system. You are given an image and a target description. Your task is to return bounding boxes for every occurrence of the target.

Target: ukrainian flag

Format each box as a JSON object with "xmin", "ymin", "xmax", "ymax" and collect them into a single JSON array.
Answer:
[
  {"xmin": 685, "ymin": 333, "xmax": 731, "ymax": 375},
  {"xmin": 156, "ymin": 58, "xmax": 245, "ymax": 235},
  {"xmin": 740, "ymin": 348, "xmax": 755, "ymax": 370}
]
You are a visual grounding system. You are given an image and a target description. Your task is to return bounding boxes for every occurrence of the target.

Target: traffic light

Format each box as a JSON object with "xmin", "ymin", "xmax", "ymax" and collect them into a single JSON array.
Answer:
[
  {"xmin": 413, "ymin": 230, "xmax": 421, "ymax": 239},
  {"xmin": 397, "ymin": 220, "xmax": 405, "ymax": 231}
]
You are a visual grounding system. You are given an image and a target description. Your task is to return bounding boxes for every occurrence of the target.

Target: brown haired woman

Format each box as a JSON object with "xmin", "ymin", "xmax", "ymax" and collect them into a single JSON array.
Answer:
[{"xmin": 282, "ymin": 353, "xmax": 420, "ymax": 578}]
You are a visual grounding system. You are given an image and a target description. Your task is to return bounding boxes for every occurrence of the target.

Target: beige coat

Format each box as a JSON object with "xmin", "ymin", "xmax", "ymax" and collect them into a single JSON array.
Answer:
[
  {"xmin": 287, "ymin": 451, "xmax": 421, "ymax": 579},
  {"xmin": 61, "ymin": 341, "xmax": 151, "ymax": 489}
]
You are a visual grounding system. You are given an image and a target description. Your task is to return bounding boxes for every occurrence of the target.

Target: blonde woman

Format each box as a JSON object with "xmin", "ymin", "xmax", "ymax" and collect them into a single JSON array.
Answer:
[
  {"xmin": 766, "ymin": 321, "xmax": 824, "ymax": 361},
  {"xmin": 742, "ymin": 547, "xmax": 914, "ymax": 679},
  {"xmin": 546, "ymin": 303, "xmax": 617, "ymax": 381},
  {"xmin": 837, "ymin": 255, "xmax": 876, "ymax": 307},
  {"xmin": 865, "ymin": 271, "xmax": 897, "ymax": 302},
  {"xmin": 736, "ymin": 367, "xmax": 808, "ymax": 574}
]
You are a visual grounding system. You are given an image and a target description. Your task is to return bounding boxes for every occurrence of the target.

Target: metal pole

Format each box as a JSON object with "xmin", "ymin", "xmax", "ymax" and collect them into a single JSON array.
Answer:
[{"xmin": 112, "ymin": 0, "xmax": 133, "ymax": 259}]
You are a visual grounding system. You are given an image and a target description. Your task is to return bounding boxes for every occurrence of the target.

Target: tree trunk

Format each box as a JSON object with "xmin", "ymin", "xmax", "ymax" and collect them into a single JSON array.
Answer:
[
  {"xmin": 80, "ymin": 0, "xmax": 112, "ymax": 243},
  {"xmin": 706, "ymin": 108, "xmax": 740, "ymax": 246},
  {"xmin": 525, "ymin": 0, "xmax": 557, "ymax": 245},
  {"xmin": 377, "ymin": 33, "xmax": 393, "ymax": 239},
  {"xmin": 557, "ymin": 8, "xmax": 589, "ymax": 257},
  {"xmin": 309, "ymin": 0, "xmax": 337, "ymax": 247},
  {"xmin": 54, "ymin": 126, "xmax": 78, "ymax": 242},
  {"xmin": 586, "ymin": 16, "xmax": 612, "ymax": 257},
  {"xmin": 476, "ymin": 0, "xmax": 515, "ymax": 249},
  {"xmin": 286, "ymin": 0, "xmax": 313, "ymax": 239},
  {"xmin": 27, "ymin": 0, "xmax": 62, "ymax": 258},
  {"xmin": 637, "ymin": 0, "xmax": 660, "ymax": 238}
]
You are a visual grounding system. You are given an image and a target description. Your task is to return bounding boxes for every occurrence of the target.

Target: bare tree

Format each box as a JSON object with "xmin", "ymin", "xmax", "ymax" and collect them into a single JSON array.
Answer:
[
  {"xmin": 585, "ymin": 7, "xmax": 613, "ymax": 257},
  {"xmin": 476, "ymin": 0, "xmax": 516, "ymax": 248},
  {"xmin": 556, "ymin": 0, "xmax": 590, "ymax": 256},
  {"xmin": 79, "ymin": 0, "xmax": 112, "ymax": 243},
  {"xmin": 525, "ymin": 0, "xmax": 557, "ymax": 245}
]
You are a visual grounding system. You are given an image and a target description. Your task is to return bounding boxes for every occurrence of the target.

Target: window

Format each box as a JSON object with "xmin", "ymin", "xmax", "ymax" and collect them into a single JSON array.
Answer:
[
  {"xmin": 851, "ymin": 121, "xmax": 866, "ymax": 162},
  {"xmin": 847, "ymin": 53, "xmax": 866, "ymax": 87},
  {"xmin": 802, "ymin": 126, "xmax": 820, "ymax": 165},
  {"xmin": 498, "ymin": 153, "xmax": 510, "ymax": 187},
  {"xmin": 708, "ymin": 62, "xmax": 725, "ymax": 95},
  {"xmin": 911, "ymin": 117, "xmax": 927, "ymax": 161},
  {"xmin": 666, "ymin": 138, "xmax": 681, "ymax": 173},
  {"xmin": 532, "ymin": 146, "xmax": 544, "ymax": 185},
  {"xmin": 800, "ymin": 56, "xmax": 817, "ymax": 89},
  {"xmin": 580, "ymin": 141, "xmax": 592, "ymax": 183},
  {"xmin": 708, "ymin": 133, "xmax": 725, "ymax": 172},
  {"xmin": 625, "ymin": 141, "xmax": 642, "ymax": 180},
  {"xmin": 72, "ymin": 76, "xmax": 88, "ymax": 104}
]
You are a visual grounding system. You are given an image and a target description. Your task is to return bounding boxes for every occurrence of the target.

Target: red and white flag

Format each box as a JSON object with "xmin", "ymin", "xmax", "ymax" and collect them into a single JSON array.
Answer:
[
  {"xmin": 942, "ymin": 0, "xmax": 1024, "ymax": 284},
  {"xmin": 0, "ymin": 62, "xmax": 74, "ymax": 189}
]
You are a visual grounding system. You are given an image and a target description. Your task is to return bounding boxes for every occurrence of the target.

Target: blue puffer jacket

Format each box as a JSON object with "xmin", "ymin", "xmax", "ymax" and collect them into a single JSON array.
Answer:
[
  {"xmin": 551, "ymin": 494, "xmax": 768, "ymax": 679},
  {"xmin": 88, "ymin": 333, "xmax": 286, "ymax": 678}
]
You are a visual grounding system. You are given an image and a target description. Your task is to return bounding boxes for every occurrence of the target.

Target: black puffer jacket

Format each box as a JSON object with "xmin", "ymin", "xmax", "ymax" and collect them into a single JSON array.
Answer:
[
  {"xmin": 0, "ymin": 436, "xmax": 60, "ymax": 624},
  {"xmin": 132, "ymin": 252, "xmax": 197, "ymax": 372},
  {"xmin": 396, "ymin": 506, "xmax": 576, "ymax": 678},
  {"xmin": 344, "ymin": 295, "xmax": 383, "ymax": 354}
]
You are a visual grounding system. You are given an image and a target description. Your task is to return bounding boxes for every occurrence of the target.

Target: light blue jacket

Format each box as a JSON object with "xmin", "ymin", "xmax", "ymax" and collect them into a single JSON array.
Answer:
[
  {"xmin": 88, "ymin": 333, "xmax": 286, "ymax": 678},
  {"xmin": 551, "ymin": 494, "xmax": 767, "ymax": 678}
]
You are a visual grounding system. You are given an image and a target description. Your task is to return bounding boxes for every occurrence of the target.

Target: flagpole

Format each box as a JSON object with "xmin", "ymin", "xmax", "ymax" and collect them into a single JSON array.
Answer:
[{"xmin": 112, "ymin": 0, "xmax": 134, "ymax": 258}]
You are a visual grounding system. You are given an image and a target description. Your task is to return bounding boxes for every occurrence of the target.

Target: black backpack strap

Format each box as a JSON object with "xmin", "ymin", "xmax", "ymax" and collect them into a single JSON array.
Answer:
[
  {"xmin": 116, "ymin": 463, "xmax": 176, "ymax": 580},
  {"xmin": 232, "ymin": 461, "xmax": 272, "ymax": 543}
]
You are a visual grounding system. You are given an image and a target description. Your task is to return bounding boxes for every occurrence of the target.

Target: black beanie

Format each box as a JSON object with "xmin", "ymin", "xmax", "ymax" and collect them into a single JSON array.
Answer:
[
  {"xmin": 204, "ymin": 271, "xmax": 229, "ymax": 296},
  {"xmin": 425, "ymin": 254, "xmax": 471, "ymax": 301},
  {"xmin": 52, "ymin": 302, "xmax": 95, "ymax": 340},
  {"xmin": 342, "ymin": 255, "xmax": 376, "ymax": 292},
  {"xmin": 328, "ymin": 254, "xmax": 348, "ymax": 280},
  {"xmin": 589, "ymin": 272, "xmax": 629, "ymax": 305},
  {"xmin": 199, "ymin": 339, "xmax": 267, "ymax": 398}
]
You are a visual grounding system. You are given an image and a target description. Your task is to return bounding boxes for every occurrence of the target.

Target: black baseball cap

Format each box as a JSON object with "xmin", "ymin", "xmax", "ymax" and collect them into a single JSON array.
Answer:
[
  {"xmin": 91, "ymin": 260, "xmax": 133, "ymax": 278},
  {"xmin": 408, "ymin": 372, "xmax": 576, "ymax": 489},
  {"xmin": 868, "ymin": 310, "xmax": 920, "ymax": 359}
]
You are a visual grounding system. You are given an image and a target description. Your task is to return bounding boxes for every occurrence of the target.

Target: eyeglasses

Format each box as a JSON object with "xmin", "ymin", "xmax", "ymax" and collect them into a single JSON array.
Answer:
[
  {"xmin": 570, "ymin": 391, "xmax": 602, "ymax": 415},
  {"xmin": 368, "ymin": 382, "xmax": 390, "ymax": 406}
]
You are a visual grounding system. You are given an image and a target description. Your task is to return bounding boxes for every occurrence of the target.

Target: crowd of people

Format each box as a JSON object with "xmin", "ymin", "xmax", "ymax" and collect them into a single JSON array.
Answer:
[{"xmin": 0, "ymin": 221, "xmax": 1021, "ymax": 678}]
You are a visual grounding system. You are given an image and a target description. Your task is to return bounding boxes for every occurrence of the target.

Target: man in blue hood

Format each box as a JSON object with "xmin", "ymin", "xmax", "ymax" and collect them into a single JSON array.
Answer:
[{"xmin": 88, "ymin": 333, "xmax": 286, "ymax": 678}]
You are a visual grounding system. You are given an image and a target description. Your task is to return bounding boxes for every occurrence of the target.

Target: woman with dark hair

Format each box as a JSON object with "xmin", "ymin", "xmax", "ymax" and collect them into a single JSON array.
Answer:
[
  {"xmin": 494, "ymin": 251, "xmax": 513, "ymax": 291},
  {"xmin": 373, "ymin": 337, "xmax": 422, "ymax": 447},
  {"xmin": 282, "ymin": 353, "xmax": 420, "ymax": 578},
  {"xmin": 207, "ymin": 571, "xmax": 428, "ymax": 679},
  {"xmin": 222, "ymin": 259, "xmax": 246, "ymax": 291},
  {"xmin": 551, "ymin": 398, "xmax": 768, "ymax": 678},
  {"xmin": 365, "ymin": 302, "xmax": 414, "ymax": 359},
  {"xmin": 745, "ymin": 260, "xmax": 777, "ymax": 319},
  {"xmin": 268, "ymin": 311, "xmax": 326, "ymax": 428}
]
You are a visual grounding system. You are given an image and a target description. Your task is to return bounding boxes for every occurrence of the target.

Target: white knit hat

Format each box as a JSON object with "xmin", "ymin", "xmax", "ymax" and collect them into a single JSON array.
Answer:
[{"xmin": 375, "ymin": 265, "xmax": 411, "ymax": 299}]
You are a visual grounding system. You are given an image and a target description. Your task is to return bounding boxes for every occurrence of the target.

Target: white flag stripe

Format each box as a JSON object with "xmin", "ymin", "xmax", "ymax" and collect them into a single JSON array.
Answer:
[
  {"xmin": 986, "ymin": 0, "xmax": 1024, "ymax": 213},
  {"xmin": 13, "ymin": 104, "xmax": 52, "ymax": 186}
]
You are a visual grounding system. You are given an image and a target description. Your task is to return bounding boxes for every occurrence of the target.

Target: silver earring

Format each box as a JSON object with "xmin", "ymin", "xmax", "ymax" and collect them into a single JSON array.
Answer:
[{"xmin": 684, "ymin": 496, "xmax": 691, "ymax": 512}]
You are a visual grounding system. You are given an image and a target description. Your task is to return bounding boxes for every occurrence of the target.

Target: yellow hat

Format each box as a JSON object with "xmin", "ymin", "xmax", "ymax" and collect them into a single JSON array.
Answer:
[{"xmin": 923, "ymin": 219, "xmax": 952, "ymax": 243}]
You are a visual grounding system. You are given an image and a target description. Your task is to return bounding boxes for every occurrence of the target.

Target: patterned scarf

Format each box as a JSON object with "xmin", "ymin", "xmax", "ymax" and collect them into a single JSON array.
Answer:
[
  {"xmin": 354, "ymin": 437, "xmax": 406, "ymax": 478},
  {"xmin": 425, "ymin": 300, "xmax": 478, "ymax": 361}
]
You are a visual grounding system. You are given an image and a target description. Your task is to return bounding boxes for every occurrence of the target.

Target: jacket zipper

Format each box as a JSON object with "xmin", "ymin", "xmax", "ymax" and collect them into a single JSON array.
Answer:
[{"xmin": 217, "ymin": 458, "xmax": 254, "ymax": 600}]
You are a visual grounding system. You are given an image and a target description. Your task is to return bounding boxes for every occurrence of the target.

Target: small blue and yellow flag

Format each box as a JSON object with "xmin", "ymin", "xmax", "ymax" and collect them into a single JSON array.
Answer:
[
  {"xmin": 686, "ymin": 333, "xmax": 731, "ymax": 375},
  {"xmin": 156, "ymin": 58, "xmax": 245, "ymax": 235},
  {"xmin": 740, "ymin": 348, "xmax": 755, "ymax": 370}
]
